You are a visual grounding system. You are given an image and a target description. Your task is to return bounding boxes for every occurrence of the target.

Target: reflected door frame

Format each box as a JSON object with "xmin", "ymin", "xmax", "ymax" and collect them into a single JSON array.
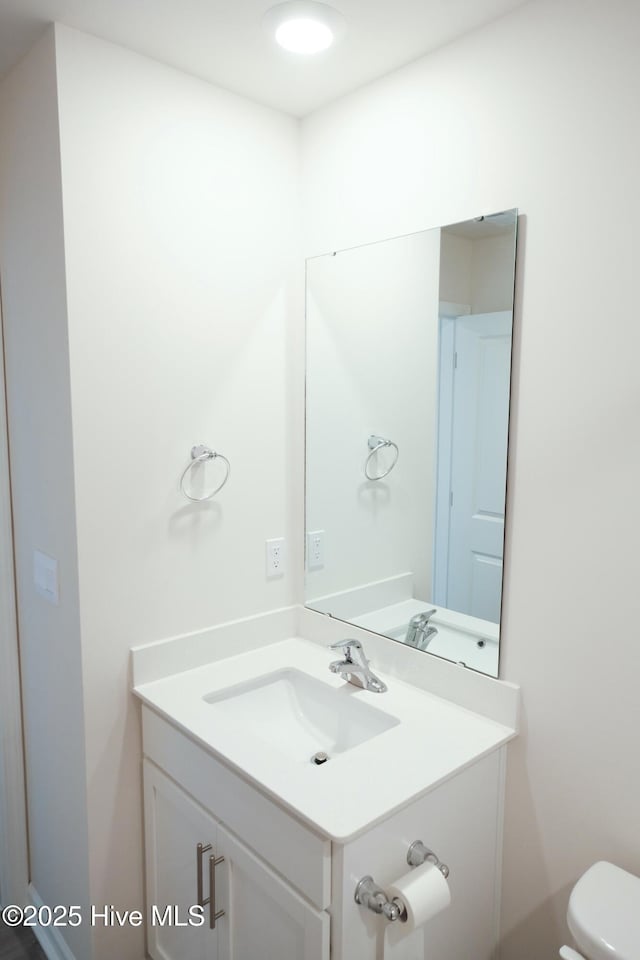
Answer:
[
  {"xmin": 432, "ymin": 301, "xmax": 470, "ymax": 606},
  {"xmin": 0, "ymin": 295, "xmax": 29, "ymax": 907},
  {"xmin": 433, "ymin": 306, "xmax": 511, "ymax": 621}
]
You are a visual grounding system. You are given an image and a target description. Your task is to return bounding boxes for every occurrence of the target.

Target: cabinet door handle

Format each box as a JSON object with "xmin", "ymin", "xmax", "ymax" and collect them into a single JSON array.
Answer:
[
  {"xmin": 196, "ymin": 842, "xmax": 212, "ymax": 907},
  {"xmin": 209, "ymin": 853, "xmax": 225, "ymax": 929}
]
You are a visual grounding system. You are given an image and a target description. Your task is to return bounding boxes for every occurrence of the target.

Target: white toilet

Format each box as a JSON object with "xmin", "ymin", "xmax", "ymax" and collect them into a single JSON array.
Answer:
[{"xmin": 559, "ymin": 861, "xmax": 640, "ymax": 960}]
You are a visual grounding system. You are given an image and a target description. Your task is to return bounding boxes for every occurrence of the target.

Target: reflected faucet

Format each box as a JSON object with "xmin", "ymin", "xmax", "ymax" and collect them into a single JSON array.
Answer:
[
  {"xmin": 405, "ymin": 609, "xmax": 438, "ymax": 650},
  {"xmin": 328, "ymin": 639, "xmax": 387, "ymax": 693}
]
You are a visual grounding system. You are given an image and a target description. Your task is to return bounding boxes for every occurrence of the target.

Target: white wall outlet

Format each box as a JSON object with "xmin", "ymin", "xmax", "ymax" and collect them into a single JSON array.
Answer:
[
  {"xmin": 266, "ymin": 538, "xmax": 286, "ymax": 578},
  {"xmin": 33, "ymin": 549, "xmax": 59, "ymax": 605},
  {"xmin": 307, "ymin": 530, "xmax": 325, "ymax": 570}
]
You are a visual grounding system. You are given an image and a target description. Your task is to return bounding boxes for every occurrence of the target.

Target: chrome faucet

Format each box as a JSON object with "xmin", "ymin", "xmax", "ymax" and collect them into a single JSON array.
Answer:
[
  {"xmin": 329, "ymin": 639, "xmax": 387, "ymax": 693},
  {"xmin": 405, "ymin": 609, "xmax": 438, "ymax": 650}
]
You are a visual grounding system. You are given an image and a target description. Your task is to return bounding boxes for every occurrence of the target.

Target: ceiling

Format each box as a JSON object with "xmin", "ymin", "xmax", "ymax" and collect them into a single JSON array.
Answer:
[{"xmin": 0, "ymin": 0, "xmax": 529, "ymax": 116}]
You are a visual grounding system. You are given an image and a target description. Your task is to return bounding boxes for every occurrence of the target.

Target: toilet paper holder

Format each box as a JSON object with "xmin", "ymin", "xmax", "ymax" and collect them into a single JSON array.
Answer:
[
  {"xmin": 406, "ymin": 840, "xmax": 450, "ymax": 878},
  {"xmin": 354, "ymin": 840, "xmax": 450, "ymax": 922},
  {"xmin": 354, "ymin": 875, "xmax": 407, "ymax": 922}
]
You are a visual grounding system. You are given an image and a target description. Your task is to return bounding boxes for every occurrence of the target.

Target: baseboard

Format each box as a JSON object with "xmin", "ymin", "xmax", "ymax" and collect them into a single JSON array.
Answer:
[{"xmin": 28, "ymin": 885, "xmax": 78, "ymax": 960}]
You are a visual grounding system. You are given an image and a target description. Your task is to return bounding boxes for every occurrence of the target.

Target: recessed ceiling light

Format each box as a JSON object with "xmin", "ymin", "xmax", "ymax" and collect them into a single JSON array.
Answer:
[{"xmin": 263, "ymin": 2, "xmax": 346, "ymax": 55}]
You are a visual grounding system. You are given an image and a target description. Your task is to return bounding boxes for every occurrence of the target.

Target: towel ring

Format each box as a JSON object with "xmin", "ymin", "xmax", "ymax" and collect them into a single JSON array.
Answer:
[
  {"xmin": 364, "ymin": 435, "xmax": 399, "ymax": 481},
  {"xmin": 180, "ymin": 445, "xmax": 230, "ymax": 502}
]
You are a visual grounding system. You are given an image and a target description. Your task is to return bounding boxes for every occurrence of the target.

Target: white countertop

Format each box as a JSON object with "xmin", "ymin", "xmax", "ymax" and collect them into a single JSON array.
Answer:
[{"xmin": 133, "ymin": 636, "xmax": 515, "ymax": 841}]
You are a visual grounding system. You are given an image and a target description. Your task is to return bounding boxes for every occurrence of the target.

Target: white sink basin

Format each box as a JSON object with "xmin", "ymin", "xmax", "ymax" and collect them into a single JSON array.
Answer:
[
  {"xmin": 203, "ymin": 668, "xmax": 399, "ymax": 763},
  {"xmin": 134, "ymin": 637, "xmax": 517, "ymax": 840}
]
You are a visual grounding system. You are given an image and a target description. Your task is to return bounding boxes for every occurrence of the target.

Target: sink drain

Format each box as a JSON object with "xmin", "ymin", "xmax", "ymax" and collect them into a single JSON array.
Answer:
[{"xmin": 311, "ymin": 751, "xmax": 329, "ymax": 765}]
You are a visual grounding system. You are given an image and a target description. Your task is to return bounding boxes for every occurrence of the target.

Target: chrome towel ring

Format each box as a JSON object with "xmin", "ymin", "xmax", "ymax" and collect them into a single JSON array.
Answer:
[
  {"xmin": 180, "ymin": 444, "xmax": 230, "ymax": 502},
  {"xmin": 364, "ymin": 435, "xmax": 399, "ymax": 481}
]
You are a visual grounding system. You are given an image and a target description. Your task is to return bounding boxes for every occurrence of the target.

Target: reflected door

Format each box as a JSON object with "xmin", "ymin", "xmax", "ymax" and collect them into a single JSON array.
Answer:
[{"xmin": 446, "ymin": 311, "xmax": 512, "ymax": 622}]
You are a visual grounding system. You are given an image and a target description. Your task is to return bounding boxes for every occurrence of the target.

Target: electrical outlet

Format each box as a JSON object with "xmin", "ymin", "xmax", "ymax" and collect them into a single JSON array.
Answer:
[
  {"xmin": 307, "ymin": 530, "xmax": 325, "ymax": 570},
  {"xmin": 266, "ymin": 538, "xmax": 286, "ymax": 578}
]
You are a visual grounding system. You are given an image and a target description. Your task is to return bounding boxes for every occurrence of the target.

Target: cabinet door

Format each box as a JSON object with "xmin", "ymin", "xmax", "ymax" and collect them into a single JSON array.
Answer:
[
  {"xmin": 144, "ymin": 761, "xmax": 220, "ymax": 960},
  {"xmin": 216, "ymin": 823, "xmax": 329, "ymax": 960}
]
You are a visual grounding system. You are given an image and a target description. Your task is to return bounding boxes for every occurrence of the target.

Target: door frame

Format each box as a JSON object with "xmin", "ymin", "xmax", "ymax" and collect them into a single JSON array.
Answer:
[{"xmin": 0, "ymin": 292, "xmax": 29, "ymax": 906}]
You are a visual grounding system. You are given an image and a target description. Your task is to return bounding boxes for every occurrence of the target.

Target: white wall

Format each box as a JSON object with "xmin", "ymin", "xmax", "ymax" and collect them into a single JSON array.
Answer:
[
  {"xmin": 306, "ymin": 230, "xmax": 440, "ymax": 605},
  {"xmin": 1, "ymin": 23, "xmax": 301, "ymax": 960},
  {"xmin": 440, "ymin": 230, "xmax": 515, "ymax": 313},
  {"xmin": 0, "ymin": 30, "xmax": 92, "ymax": 959},
  {"xmin": 301, "ymin": 1, "xmax": 640, "ymax": 957},
  {"xmin": 53, "ymin": 25, "xmax": 300, "ymax": 959},
  {"xmin": 0, "ymin": 222, "xmax": 29, "ymax": 914},
  {"xmin": 440, "ymin": 230, "xmax": 514, "ymax": 313},
  {"xmin": 471, "ymin": 232, "xmax": 515, "ymax": 313},
  {"xmin": 440, "ymin": 232, "xmax": 472, "ymax": 306}
]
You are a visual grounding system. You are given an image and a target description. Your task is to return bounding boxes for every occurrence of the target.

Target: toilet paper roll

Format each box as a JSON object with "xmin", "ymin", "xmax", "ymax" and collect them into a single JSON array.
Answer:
[
  {"xmin": 387, "ymin": 861, "xmax": 451, "ymax": 933},
  {"xmin": 384, "ymin": 926, "xmax": 424, "ymax": 959}
]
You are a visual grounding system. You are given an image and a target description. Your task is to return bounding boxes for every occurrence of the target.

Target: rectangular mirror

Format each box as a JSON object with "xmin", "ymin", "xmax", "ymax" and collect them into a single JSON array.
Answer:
[{"xmin": 304, "ymin": 209, "xmax": 518, "ymax": 677}]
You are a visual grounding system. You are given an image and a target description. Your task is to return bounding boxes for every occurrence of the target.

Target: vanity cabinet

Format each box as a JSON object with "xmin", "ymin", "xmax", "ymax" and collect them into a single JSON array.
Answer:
[
  {"xmin": 142, "ymin": 707, "xmax": 331, "ymax": 960},
  {"xmin": 330, "ymin": 747, "xmax": 503, "ymax": 960},
  {"xmin": 144, "ymin": 761, "xmax": 329, "ymax": 960},
  {"xmin": 141, "ymin": 703, "xmax": 506, "ymax": 960},
  {"xmin": 144, "ymin": 760, "xmax": 218, "ymax": 960}
]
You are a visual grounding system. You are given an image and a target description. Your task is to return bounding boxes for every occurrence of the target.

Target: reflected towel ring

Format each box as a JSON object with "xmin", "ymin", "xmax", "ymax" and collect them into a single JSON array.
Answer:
[
  {"xmin": 364, "ymin": 435, "xmax": 399, "ymax": 481},
  {"xmin": 180, "ymin": 444, "xmax": 230, "ymax": 502}
]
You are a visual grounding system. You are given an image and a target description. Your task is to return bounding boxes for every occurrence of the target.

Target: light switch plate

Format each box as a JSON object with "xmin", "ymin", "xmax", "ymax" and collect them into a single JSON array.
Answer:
[{"xmin": 33, "ymin": 550, "xmax": 59, "ymax": 605}]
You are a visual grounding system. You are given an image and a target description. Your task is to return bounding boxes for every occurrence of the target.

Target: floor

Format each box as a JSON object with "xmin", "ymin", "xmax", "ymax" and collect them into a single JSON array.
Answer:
[{"xmin": 0, "ymin": 922, "xmax": 47, "ymax": 960}]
